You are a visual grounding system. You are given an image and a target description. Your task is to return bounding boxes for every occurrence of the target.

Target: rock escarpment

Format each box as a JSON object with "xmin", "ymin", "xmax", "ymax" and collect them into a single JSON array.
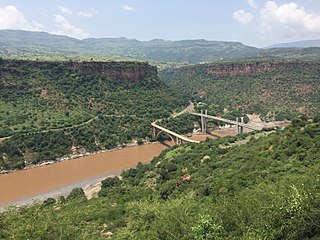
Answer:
[
  {"xmin": 67, "ymin": 61, "xmax": 157, "ymax": 83},
  {"xmin": 196, "ymin": 61, "xmax": 314, "ymax": 77},
  {"xmin": 0, "ymin": 59, "xmax": 157, "ymax": 83}
]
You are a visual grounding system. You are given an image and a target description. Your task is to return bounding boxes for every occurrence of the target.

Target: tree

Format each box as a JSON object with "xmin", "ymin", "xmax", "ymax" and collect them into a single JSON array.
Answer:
[
  {"xmin": 192, "ymin": 215, "xmax": 223, "ymax": 240},
  {"xmin": 67, "ymin": 188, "xmax": 86, "ymax": 201}
]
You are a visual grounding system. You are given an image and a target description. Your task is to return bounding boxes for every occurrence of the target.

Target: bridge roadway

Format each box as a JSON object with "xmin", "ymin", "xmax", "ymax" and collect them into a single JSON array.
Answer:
[
  {"xmin": 191, "ymin": 112, "xmax": 260, "ymax": 131},
  {"xmin": 151, "ymin": 122, "xmax": 200, "ymax": 144}
]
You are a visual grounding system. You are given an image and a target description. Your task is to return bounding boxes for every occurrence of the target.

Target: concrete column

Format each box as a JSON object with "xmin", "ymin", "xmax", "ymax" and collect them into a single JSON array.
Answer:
[
  {"xmin": 204, "ymin": 110, "xmax": 208, "ymax": 133},
  {"xmin": 201, "ymin": 110, "xmax": 204, "ymax": 133},
  {"xmin": 153, "ymin": 127, "xmax": 156, "ymax": 138},
  {"xmin": 240, "ymin": 117, "xmax": 244, "ymax": 134},
  {"xmin": 236, "ymin": 117, "xmax": 240, "ymax": 135}
]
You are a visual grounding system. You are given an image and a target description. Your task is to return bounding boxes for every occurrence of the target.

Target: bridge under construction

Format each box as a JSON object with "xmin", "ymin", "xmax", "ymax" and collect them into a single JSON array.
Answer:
[
  {"xmin": 151, "ymin": 109, "xmax": 260, "ymax": 145},
  {"xmin": 191, "ymin": 110, "xmax": 260, "ymax": 134}
]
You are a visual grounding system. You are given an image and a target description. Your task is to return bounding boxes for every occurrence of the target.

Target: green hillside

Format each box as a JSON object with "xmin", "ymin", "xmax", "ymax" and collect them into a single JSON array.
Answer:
[
  {"xmin": 160, "ymin": 60, "xmax": 320, "ymax": 120},
  {"xmin": 1, "ymin": 118, "xmax": 319, "ymax": 239},
  {"xmin": 0, "ymin": 59, "xmax": 184, "ymax": 170},
  {"xmin": 0, "ymin": 30, "xmax": 260, "ymax": 64},
  {"xmin": 2, "ymin": 30, "xmax": 320, "ymax": 64}
]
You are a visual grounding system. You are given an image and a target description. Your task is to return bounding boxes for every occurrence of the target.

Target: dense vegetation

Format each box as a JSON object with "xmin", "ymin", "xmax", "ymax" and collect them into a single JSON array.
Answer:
[
  {"xmin": 1, "ymin": 117, "xmax": 319, "ymax": 239},
  {"xmin": 1, "ymin": 30, "xmax": 320, "ymax": 240},
  {"xmin": 0, "ymin": 60, "xmax": 185, "ymax": 170},
  {"xmin": 2, "ymin": 30, "xmax": 320, "ymax": 64},
  {"xmin": 160, "ymin": 60, "xmax": 320, "ymax": 120}
]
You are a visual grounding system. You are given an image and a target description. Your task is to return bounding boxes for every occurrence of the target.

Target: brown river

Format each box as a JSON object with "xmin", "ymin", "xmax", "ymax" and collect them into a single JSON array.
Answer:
[
  {"xmin": 0, "ymin": 143, "xmax": 169, "ymax": 206},
  {"xmin": 0, "ymin": 116, "xmax": 288, "ymax": 207}
]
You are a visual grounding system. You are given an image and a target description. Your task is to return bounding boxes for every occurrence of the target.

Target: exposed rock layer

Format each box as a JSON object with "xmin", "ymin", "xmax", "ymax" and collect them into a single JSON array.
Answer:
[
  {"xmin": 0, "ymin": 59, "xmax": 157, "ymax": 83},
  {"xmin": 197, "ymin": 61, "xmax": 313, "ymax": 77}
]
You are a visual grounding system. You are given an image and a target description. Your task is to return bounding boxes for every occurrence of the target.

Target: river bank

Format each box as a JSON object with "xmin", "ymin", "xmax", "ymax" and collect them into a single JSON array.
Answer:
[
  {"xmin": 0, "ymin": 142, "xmax": 170, "ymax": 206},
  {"xmin": 0, "ymin": 116, "xmax": 290, "ymax": 209},
  {"xmin": 0, "ymin": 169, "xmax": 121, "ymax": 212},
  {"xmin": 0, "ymin": 141, "xmax": 160, "ymax": 175}
]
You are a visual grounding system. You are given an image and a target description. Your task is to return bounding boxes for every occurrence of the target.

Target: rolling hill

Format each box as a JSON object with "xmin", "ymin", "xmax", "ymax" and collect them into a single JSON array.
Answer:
[
  {"xmin": 267, "ymin": 39, "xmax": 320, "ymax": 48},
  {"xmin": 1, "ymin": 30, "xmax": 320, "ymax": 64}
]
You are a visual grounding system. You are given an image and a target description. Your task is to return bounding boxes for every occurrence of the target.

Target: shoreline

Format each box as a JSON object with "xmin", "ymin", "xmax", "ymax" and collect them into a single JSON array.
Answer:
[
  {"xmin": 0, "ymin": 141, "xmax": 159, "ymax": 175},
  {"xmin": 0, "ymin": 170, "xmax": 121, "ymax": 212},
  {"xmin": 0, "ymin": 141, "xmax": 170, "ymax": 207}
]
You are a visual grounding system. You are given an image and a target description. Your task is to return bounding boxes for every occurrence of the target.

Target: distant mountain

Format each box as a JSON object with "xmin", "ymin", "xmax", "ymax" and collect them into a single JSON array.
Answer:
[
  {"xmin": 1, "ymin": 30, "xmax": 320, "ymax": 63},
  {"xmin": 0, "ymin": 30, "xmax": 262, "ymax": 63},
  {"xmin": 267, "ymin": 39, "xmax": 320, "ymax": 48}
]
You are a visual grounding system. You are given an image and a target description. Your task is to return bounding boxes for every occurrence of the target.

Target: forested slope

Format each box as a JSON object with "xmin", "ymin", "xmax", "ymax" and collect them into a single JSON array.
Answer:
[
  {"xmin": 160, "ymin": 60, "xmax": 320, "ymax": 119},
  {"xmin": 1, "ymin": 117, "xmax": 319, "ymax": 239},
  {"xmin": 0, "ymin": 59, "xmax": 185, "ymax": 170},
  {"xmin": 2, "ymin": 30, "xmax": 320, "ymax": 64}
]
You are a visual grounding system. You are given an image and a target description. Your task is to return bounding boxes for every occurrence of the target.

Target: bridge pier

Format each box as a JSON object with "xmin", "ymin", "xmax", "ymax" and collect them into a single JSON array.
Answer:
[
  {"xmin": 201, "ymin": 110, "xmax": 208, "ymax": 133},
  {"xmin": 236, "ymin": 117, "xmax": 244, "ymax": 135},
  {"xmin": 153, "ymin": 126, "xmax": 157, "ymax": 138}
]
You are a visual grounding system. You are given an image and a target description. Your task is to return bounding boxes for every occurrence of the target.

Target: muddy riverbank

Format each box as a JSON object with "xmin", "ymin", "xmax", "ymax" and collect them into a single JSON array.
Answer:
[{"xmin": 0, "ymin": 142, "xmax": 170, "ymax": 206}]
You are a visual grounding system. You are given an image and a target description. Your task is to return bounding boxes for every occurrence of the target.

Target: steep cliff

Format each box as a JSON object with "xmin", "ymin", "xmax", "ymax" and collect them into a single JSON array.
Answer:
[
  {"xmin": 204, "ymin": 61, "xmax": 306, "ymax": 77},
  {"xmin": 67, "ymin": 61, "xmax": 157, "ymax": 83},
  {"xmin": 0, "ymin": 59, "xmax": 157, "ymax": 84}
]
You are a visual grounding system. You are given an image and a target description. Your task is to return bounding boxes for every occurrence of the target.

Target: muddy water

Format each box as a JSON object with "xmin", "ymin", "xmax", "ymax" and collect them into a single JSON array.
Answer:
[{"xmin": 0, "ymin": 143, "xmax": 169, "ymax": 205}]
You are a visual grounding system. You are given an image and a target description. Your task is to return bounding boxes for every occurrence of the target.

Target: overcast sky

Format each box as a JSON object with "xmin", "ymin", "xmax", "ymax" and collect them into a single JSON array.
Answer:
[{"xmin": 0, "ymin": 0, "xmax": 320, "ymax": 47}]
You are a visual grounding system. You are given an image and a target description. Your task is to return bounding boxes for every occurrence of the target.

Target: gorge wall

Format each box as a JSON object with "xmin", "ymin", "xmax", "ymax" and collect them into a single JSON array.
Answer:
[
  {"xmin": 198, "ymin": 61, "xmax": 314, "ymax": 77},
  {"xmin": 67, "ymin": 61, "xmax": 157, "ymax": 83},
  {"xmin": 0, "ymin": 59, "xmax": 157, "ymax": 83}
]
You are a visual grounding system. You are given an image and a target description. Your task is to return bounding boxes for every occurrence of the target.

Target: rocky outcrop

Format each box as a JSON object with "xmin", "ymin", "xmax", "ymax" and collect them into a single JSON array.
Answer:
[
  {"xmin": 1, "ymin": 59, "xmax": 157, "ymax": 84},
  {"xmin": 67, "ymin": 61, "xmax": 157, "ymax": 83},
  {"xmin": 202, "ymin": 61, "xmax": 312, "ymax": 77}
]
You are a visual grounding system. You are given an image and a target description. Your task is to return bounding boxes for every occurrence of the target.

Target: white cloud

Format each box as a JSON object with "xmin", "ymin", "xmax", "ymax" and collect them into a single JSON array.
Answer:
[
  {"xmin": 77, "ymin": 11, "xmax": 93, "ymax": 18},
  {"xmin": 77, "ymin": 8, "xmax": 98, "ymax": 18},
  {"xmin": 260, "ymin": 1, "xmax": 320, "ymax": 38},
  {"xmin": 53, "ymin": 14, "xmax": 89, "ymax": 39},
  {"xmin": 247, "ymin": 0, "xmax": 258, "ymax": 9},
  {"xmin": 0, "ymin": 5, "xmax": 42, "ymax": 31},
  {"xmin": 59, "ymin": 6, "xmax": 73, "ymax": 15},
  {"xmin": 122, "ymin": 4, "xmax": 135, "ymax": 12},
  {"xmin": 233, "ymin": 9, "xmax": 253, "ymax": 24}
]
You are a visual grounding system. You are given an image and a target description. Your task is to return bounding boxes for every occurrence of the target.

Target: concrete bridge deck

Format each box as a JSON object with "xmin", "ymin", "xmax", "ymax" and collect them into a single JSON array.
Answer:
[
  {"xmin": 191, "ymin": 112, "xmax": 260, "ymax": 131},
  {"xmin": 151, "ymin": 122, "xmax": 200, "ymax": 144}
]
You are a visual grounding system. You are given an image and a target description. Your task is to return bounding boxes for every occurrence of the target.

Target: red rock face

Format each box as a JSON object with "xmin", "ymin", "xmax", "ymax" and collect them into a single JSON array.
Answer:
[
  {"xmin": 67, "ymin": 61, "xmax": 157, "ymax": 83},
  {"xmin": 205, "ymin": 62, "xmax": 303, "ymax": 77},
  {"xmin": 1, "ymin": 60, "xmax": 157, "ymax": 85}
]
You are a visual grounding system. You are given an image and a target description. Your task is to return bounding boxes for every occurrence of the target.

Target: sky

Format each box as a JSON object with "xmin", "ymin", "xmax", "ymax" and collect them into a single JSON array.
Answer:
[{"xmin": 0, "ymin": 0, "xmax": 320, "ymax": 47}]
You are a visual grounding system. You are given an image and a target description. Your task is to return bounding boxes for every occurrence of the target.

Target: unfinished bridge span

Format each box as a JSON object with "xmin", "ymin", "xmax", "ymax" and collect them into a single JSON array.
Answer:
[
  {"xmin": 151, "ymin": 122, "xmax": 200, "ymax": 145},
  {"xmin": 191, "ymin": 110, "xmax": 260, "ymax": 134}
]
